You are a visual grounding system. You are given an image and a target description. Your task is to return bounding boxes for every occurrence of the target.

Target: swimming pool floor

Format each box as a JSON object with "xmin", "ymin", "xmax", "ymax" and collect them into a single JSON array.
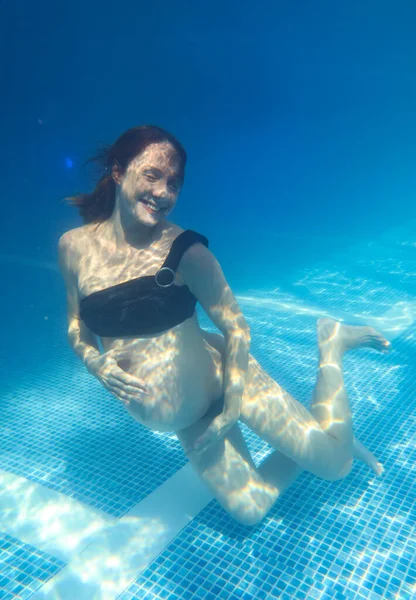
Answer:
[{"xmin": 0, "ymin": 227, "xmax": 415, "ymax": 599}]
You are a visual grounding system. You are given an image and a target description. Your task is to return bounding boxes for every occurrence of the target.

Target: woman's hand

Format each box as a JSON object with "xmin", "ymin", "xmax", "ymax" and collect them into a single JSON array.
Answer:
[
  {"xmin": 190, "ymin": 410, "xmax": 240, "ymax": 456},
  {"xmin": 87, "ymin": 354, "xmax": 149, "ymax": 407}
]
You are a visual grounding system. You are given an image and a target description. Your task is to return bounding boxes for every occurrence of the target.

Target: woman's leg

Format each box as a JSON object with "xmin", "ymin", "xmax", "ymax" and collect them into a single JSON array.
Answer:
[
  {"xmin": 202, "ymin": 320, "xmax": 388, "ymax": 481},
  {"xmin": 177, "ymin": 416, "xmax": 380, "ymax": 527},
  {"xmin": 202, "ymin": 330, "xmax": 304, "ymax": 491},
  {"xmin": 177, "ymin": 413, "xmax": 301, "ymax": 526},
  {"xmin": 309, "ymin": 319, "xmax": 385, "ymax": 475},
  {"xmin": 178, "ymin": 322, "xmax": 387, "ymax": 526},
  {"xmin": 239, "ymin": 318, "xmax": 389, "ymax": 480}
]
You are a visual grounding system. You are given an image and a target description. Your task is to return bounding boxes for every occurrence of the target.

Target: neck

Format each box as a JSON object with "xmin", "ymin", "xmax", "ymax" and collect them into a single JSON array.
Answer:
[{"xmin": 106, "ymin": 195, "xmax": 163, "ymax": 250}]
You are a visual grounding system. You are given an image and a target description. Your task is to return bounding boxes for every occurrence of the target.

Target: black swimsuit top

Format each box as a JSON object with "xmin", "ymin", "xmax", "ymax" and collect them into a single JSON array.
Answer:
[{"xmin": 79, "ymin": 230, "xmax": 208, "ymax": 337}]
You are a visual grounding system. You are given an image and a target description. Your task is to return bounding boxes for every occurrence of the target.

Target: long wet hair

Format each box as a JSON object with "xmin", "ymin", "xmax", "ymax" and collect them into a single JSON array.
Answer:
[{"xmin": 66, "ymin": 125, "xmax": 187, "ymax": 224}]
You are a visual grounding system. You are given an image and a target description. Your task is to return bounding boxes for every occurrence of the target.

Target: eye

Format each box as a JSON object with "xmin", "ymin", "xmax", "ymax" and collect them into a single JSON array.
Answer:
[
  {"xmin": 144, "ymin": 171, "xmax": 158, "ymax": 181},
  {"xmin": 168, "ymin": 179, "xmax": 181, "ymax": 193}
]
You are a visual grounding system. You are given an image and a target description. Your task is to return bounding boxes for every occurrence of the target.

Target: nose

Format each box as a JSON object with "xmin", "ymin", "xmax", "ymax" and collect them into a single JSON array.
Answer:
[{"xmin": 152, "ymin": 179, "xmax": 169, "ymax": 199}]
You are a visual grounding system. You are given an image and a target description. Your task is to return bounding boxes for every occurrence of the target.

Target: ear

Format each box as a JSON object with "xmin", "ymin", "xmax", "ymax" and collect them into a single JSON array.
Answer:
[{"xmin": 111, "ymin": 161, "xmax": 123, "ymax": 184}]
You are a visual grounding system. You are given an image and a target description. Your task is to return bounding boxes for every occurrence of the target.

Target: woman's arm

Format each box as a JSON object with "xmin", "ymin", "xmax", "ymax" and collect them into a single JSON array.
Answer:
[
  {"xmin": 58, "ymin": 233, "xmax": 103, "ymax": 375},
  {"xmin": 179, "ymin": 243, "xmax": 251, "ymax": 422},
  {"xmin": 58, "ymin": 232, "xmax": 149, "ymax": 405}
]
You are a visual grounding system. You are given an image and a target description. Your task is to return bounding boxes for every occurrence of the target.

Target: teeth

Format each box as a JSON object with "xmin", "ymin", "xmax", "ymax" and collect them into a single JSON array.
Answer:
[{"xmin": 142, "ymin": 200, "xmax": 161, "ymax": 212}]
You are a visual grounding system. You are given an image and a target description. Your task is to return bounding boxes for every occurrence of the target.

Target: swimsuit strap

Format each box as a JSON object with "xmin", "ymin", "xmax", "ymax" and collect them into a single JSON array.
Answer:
[
  {"xmin": 155, "ymin": 230, "xmax": 209, "ymax": 287},
  {"xmin": 163, "ymin": 230, "xmax": 209, "ymax": 271}
]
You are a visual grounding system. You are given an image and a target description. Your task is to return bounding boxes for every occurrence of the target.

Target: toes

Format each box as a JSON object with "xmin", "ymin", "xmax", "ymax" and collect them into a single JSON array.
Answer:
[
  {"xmin": 375, "ymin": 462, "xmax": 385, "ymax": 477},
  {"xmin": 368, "ymin": 330, "xmax": 391, "ymax": 352},
  {"xmin": 377, "ymin": 338, "xmax": 391, "ymax": 353}
]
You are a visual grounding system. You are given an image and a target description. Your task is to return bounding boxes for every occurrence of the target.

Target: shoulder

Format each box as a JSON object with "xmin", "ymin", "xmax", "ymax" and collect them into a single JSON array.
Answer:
[
  {"xmin": 59, "ymin": 222, "xmax": 101, "ymax": 251},
  {"xmin": 58, "ymin": 225, "xmax": 88, "ymax": 252},
  {"xmin": 58, "ymin": 225, "xmax": 93, "ymax": 274}
]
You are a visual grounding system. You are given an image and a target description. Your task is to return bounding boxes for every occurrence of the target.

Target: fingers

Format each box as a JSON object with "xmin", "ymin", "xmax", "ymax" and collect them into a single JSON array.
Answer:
[
  {"xmin": 96, "ymin": 357, "xmax": 150, "ymax": 407},
  {"xmin": 190, "ymin": 435, "xmax": 220, "ymax": 457},
  {"xmin": 102, "ymin": 368, "xmax": 150, "ymax": 406},
  {"xmin": 192, "ymin": 425, "xmax": 221, "ymax": 454},
  {"xmin": 192, "ymin": 417, "xmax": 237, "ymax": 455},
  {"xmin": 112, "ymin": 367, "xmax": 149, "ymax": 392},
  {"xmin": 106, "ymin": 383, "xmax": 141, "ymax": 406},
  {"xmin": 100, "ymin": 358, "xmax": 148, "ymax": 391},
  {"xmin": 109, "ymin": 365, "xmax": 148, "ymax": 390},
  {"xmin": 107, "ymin": 384, "xmax": 145, "ymax": 407},
  {"xmin": 111, "ymin": 388, "xmax": 133, "ymax": 407},
  {"xmin": 110, "ymin": 376, "xmax": 148, "ymax": 396}
]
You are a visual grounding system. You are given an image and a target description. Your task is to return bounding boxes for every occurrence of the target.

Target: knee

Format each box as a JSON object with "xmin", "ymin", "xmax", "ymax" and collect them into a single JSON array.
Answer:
[
  {"xmin": 317, "ymin": 458, "xmax": 353, "ymax": 482},
  {"xmin": 334, "ymin": 458, "xmax": 354, "ymax": 480},
  {"xmin": 229, "ymin": 507, "xmax": 266, "ymax": 527},
  {"xmin": 224, "ymin": 494, "xmax": 275, "ymax": 526},
  {"xmin": 222, "ymin": 485, "xmax": 280, "ymax": 526}
]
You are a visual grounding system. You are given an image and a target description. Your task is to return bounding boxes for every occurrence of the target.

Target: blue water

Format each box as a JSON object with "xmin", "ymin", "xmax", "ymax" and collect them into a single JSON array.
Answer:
[{"xmin": 1, "ymin": 1, "xmax": 416, "ymax": 598}]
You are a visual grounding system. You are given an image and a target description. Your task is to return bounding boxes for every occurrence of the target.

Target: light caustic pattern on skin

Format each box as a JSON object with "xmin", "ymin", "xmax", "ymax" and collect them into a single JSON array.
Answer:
[
  {"xmin": 75, "ymin": 143, "xmax": 183, "ymax": 300},
  {"xmin": 60, "ymin": 138, "xmax": 391, "ymax": 525},
  {"xmin": 177, "ymin": 317, "xmax": 389, "ymax": 525},
  {"xmin": 238, "ymin": 319, "xmax": 389, "ymax": 475},
  {"xmin": 116, "ymin": 142, "xmax": 182, "ymax": 227},
  {"xmin": 60, "ymin": 141, "xmax": 245, "ymax": 435}
]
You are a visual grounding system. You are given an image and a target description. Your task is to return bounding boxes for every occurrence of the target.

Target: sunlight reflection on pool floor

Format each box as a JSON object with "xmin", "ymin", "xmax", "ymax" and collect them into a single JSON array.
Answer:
[{"xmin": 1, "ymin": 227, "xmax": 415, "ymax": 599}]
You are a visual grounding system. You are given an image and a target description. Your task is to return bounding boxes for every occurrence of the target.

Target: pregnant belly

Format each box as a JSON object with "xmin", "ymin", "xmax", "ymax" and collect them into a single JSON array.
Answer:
[{"xmin": 117, "ymin": 335, "xmax": 222, "ymax": 432}]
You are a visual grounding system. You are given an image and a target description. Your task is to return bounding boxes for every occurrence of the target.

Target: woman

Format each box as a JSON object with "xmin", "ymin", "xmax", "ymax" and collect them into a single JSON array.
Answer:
[{"xmin": 59, "ymin": 125, "xmax": 389, "ymax": 526}]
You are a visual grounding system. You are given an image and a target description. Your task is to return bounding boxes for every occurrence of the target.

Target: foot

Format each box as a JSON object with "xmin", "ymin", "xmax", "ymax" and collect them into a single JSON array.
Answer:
[
  {"xmin": 353, "ymin": 437, "xmax": 384, "ymax": 477},
  {"xmin": 317, "ymin": 318, "xmax": 391, "ymax": 356}
]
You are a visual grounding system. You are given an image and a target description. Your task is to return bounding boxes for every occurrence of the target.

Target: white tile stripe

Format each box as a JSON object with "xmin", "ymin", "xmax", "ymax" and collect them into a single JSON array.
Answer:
[
  {"xmin": 0, "ymin": 465, "xmax": 213, "ymax": 599},
  {"xmin": 0, "ymin": 470, "xmax": 113, "ymax": 562}
]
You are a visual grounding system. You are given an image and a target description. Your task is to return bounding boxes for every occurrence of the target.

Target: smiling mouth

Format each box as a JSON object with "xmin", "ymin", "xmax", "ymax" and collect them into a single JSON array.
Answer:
[{"xmin": 140, "ymin": 200, "xmax": 164, "ymax": 213}]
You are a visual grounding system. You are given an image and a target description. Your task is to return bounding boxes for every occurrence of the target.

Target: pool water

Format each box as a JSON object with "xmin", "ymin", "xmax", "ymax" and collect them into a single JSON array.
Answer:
[{"xmin": 0, "ymin": 224, "xmax": 414, "ymax": 599}]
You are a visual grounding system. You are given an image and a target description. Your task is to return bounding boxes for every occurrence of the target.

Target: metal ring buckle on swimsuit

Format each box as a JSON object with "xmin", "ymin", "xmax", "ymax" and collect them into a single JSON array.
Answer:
[{"xmin": 155, "ymin": 267, "xmax": 175, "ymax": 287}]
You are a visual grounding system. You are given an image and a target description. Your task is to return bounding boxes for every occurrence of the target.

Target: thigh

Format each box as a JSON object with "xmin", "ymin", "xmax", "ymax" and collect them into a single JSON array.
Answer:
[
  {"xmin": 203, "ymin": 330, "xmax": 314, "ymax": 435},
  {"xmin": 241, "ymin": 354, "xmax": 317, "ymax": 438},
  {"xmin": 203, "ymin": 330, "xmax": 312, "ymax": 432},
  {"xmin": 241, "ymin": 356, "xmax": 351, "ymax": 479},
  {"xmin": 202, "ymin": 330, "xmax": 348, "ymax": 478},
  {"xmin": 203, "ymin": 330, "xmax": 319, "ymax": 456},
  {"xmin": 176, "ymin": 411, "xmax": 278, "ymax": 526}
]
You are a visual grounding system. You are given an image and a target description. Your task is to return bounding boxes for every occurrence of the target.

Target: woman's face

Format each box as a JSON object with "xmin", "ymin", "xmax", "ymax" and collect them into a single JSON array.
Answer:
[{"xmin": 117, "ymin": 142, "xmax": 183, "ymax": 227}]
